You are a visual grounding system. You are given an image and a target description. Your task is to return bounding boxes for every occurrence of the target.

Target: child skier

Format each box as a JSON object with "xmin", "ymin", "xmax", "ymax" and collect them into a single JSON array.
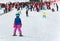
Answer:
[
  {"xmin": 42, "ymin": 12, "xmax": 46, "ymax": 18},
  {"xmin": 13, "ymin": 13, "xmax": 22, "ymax": 36}
]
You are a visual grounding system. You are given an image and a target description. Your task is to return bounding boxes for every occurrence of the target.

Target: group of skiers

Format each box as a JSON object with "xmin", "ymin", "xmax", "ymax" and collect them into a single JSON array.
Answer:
[
  {"xmin": 0, "ymin": 2, "xmax": 59, "ymax": 36},
  {"xmin": 0, "ymin": 2, "xmax": 59, "ymax": 15}
]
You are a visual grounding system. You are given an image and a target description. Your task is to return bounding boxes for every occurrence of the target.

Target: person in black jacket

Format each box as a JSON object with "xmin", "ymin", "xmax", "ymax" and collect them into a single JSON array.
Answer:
[
  {"xmin": 56, "ymin": 3, "xmax": 58, "ymax": 11},
  {"xmin": 26, "ymin": 7, "xmax": 29, "ymax": 17}
]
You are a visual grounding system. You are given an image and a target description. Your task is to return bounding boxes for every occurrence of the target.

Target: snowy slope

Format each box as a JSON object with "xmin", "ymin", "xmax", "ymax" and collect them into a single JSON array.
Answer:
[{"xmin": 0, "ymin": 8, "xmax": 60, "ymax": 41}]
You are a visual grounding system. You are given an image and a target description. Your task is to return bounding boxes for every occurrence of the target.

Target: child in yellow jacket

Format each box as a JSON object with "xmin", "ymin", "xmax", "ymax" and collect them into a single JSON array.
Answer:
[
  {"xmin": 17, "ymin": 9, "xmax": 21, "ymax": 14},
  {"xmin": 42, "ymin": 12, "xmax": 46, "ymax": 18}
]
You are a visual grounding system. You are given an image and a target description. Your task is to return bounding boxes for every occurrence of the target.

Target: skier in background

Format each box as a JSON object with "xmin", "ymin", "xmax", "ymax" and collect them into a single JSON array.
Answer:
[
  {"xmin": 42, "ymin": 12, "xmax": 46, "ymax": 18},
  {"xmin": 13, "ymin": 13, "xmax": 22, "ymax": 36},
  {"xmin": 0, "ymin": 5, "xmax": 2, "ymax": 10},
  {"xmin": 42, "ymin": 4, "xmax": 47, "ymax": 10},
  {"xmin": 51, "ymin": 3, "xmax": 55, "ymax": 12},
  {"xmin": 26, "ymin": 6, "xmax": 29, "ymax": 17},
  {"xmin": 17, "ymin": 8, "xmax": 22, "ymax": 14},
  {"xmin": 56, "ymin": 3, "xmax": 58, "ymax": 11}
]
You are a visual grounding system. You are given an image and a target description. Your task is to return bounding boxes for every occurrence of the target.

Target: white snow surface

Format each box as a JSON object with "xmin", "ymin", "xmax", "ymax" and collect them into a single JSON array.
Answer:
[{"xmin": 0, "ymin": 2, "xmax": 60, "ymax": 41}]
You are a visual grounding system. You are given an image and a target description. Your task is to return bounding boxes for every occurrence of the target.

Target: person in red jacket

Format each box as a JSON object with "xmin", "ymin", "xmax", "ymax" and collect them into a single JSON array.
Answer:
[{"xmin": 45, "ymin": 2, "xmax": 50, "ymax": 9}]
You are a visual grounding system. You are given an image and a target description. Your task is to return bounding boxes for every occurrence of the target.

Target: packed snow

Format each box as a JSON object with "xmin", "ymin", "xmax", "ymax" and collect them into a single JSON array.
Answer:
[{"xmin": 0, "ymin": 1, "xmax": 60, "ymax": 41}]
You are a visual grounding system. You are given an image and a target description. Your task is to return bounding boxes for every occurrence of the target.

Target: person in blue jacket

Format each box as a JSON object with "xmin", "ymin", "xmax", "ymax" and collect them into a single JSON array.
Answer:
[{"xmin": 13, "ymin": 13, "xmax": 22, "ymax": 36}]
